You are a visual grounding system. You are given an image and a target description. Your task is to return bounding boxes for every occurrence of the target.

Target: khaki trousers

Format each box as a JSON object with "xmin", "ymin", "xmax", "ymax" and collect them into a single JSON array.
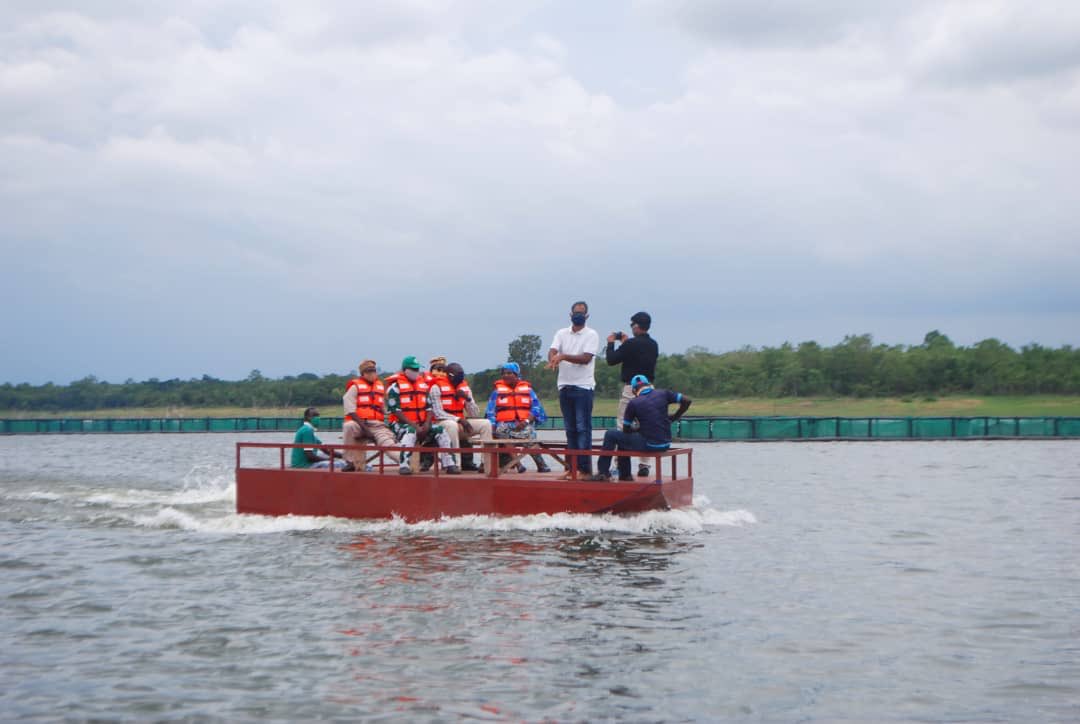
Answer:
[
  {"xmin": 616, "ymin": 384, "xmax": 644, "ymax": 471},
  {"xmin": 342, "ymin": 419, "xmax": 399, "ymax": 465},
  {"xmin": 438, "ymin": 417, "xmax": 493, "ymax": 463}
]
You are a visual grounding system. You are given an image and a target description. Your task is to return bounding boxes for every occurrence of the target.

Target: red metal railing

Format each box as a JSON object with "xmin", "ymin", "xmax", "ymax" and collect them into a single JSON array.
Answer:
[{"xmin": 236, "ymin": 442, "xmax": 693, "ymax": 481}]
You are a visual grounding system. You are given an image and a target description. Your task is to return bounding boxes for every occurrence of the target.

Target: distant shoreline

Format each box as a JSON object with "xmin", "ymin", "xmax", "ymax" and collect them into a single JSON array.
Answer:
[{"xmin": 4, "ymin": 395, "xmax": 1080, "ymax": 419}]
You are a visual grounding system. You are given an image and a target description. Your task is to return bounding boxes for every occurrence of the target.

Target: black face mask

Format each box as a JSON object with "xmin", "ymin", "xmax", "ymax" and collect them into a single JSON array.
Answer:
[{"xmin": 570, "ymin": 312, "xmax": 587, "ymax": 326}]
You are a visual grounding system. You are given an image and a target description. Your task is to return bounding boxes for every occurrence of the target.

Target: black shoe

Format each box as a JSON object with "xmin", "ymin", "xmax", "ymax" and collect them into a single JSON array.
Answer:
[
  {"xmin": 536, "ymin": 464, "xmax": 552, "ymax": 473},
  {"xmin": 515, "ymin": 463, "xmax": 527, "ymax": 474},
  {"xmin": 460, "ymin": 463, "xmax": 481, "ymax": 472},
  {"xmin": 419, "ymin": 463, "xmax": 433, "ymax": 472},
  {"xmin": 637, "ymin": 464, "xmax": 650, "ymax": 478},
  {"xmin": 618, "ymin": 475, "xmax": 634, "ymax": 482},
  {"xmin": 588, "ymin": 473, "xmax": 612, "ymax": 482},
  {"xmin": 445, "ymin": 465, "xmax": 461, "ymax": 475}
]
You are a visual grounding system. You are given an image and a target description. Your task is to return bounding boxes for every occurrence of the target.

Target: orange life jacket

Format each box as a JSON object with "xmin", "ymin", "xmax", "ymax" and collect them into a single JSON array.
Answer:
[
  {"xmin": 345, "ymin": 377, "xmax": 385, "ymax": 421},
  {"xmin": 429, "ymin": 374, "xmax": 471, "ymax": 418},
  {"xmin": 493, "ymin": 379, "xmax": 533, "ymax": 422},
  {"xmin": 387, "ymin": 374, "xmax": 429, "ymax": 426}
]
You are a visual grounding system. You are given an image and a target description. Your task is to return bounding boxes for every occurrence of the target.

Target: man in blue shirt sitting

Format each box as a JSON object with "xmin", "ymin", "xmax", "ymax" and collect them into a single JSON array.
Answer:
[{"xmin": 591, "ymin": 375, "xmax": 691, "ymax": 481}]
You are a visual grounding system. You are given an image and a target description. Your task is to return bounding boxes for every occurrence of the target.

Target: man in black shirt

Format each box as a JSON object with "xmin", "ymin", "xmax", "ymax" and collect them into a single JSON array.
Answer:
[{"xmin": 605, "ymin": 310, "xmax": 659, "ymax": 477}]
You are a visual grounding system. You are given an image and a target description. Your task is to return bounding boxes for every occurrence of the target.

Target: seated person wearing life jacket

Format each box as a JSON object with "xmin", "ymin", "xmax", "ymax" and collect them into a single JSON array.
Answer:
[
  {"xmin": 592, "ymin": 375, "xmax": 691, "ymax": 481},
  {"xmin": 291, "ymin": 407, "xmax": 347, "ymax": 470},
  {"xmin": 342, "ymin": 359, "xmax": 398, "ymax": 470},
  {"xmin": 485, "ymin": 362, "xmax": 551, "ymax": 473},
  {"xmin": 426, "ymin": 356, "xmax": 494, "ymax": 472},
  {"xmin": 385, "ymin": 355, "xmax": 460, "ymax": 475}
]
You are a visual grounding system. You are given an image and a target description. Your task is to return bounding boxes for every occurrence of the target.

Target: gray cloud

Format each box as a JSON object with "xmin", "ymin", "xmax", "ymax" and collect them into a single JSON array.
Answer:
[{"xmin": 641, "ymin": 0, "xmax": 921, "ymax": 48}]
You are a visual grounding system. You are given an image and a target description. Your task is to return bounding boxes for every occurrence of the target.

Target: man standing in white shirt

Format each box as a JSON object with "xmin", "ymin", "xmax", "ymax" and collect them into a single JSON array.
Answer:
[{"xmin": 548, "ymin": 300, "xmax": 601, "ymax": 477}]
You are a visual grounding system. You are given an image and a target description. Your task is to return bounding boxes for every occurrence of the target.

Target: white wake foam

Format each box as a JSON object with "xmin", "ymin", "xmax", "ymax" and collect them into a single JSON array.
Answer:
[
  {"xmin": 9, "ymin": 491, "xmax": 63, "ymax": 502},
  {"xmin": 83, "ymin": 482, "xmax": 234, "ymax": 509},
  {"xmin": 128, "ymin": 503, "xmax": 756, "ymax": 535}
]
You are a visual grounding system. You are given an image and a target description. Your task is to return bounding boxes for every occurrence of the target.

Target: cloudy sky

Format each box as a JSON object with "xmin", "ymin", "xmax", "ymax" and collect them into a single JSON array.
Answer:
[{"xmin": 3, "ymin": 1, "xmax": 1079, "ymax": 385}]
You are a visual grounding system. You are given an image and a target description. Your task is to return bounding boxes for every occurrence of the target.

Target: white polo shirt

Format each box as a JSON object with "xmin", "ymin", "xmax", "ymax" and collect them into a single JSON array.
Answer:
[{"xmin": 549, "ymin": 325, "xmax": 601, "ymax": 389}]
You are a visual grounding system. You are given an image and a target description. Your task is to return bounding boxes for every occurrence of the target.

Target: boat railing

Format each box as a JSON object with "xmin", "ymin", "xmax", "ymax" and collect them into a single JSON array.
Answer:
[{"xmin": 236, "ymin": 442, "xmax": 692, "ymax": 481}]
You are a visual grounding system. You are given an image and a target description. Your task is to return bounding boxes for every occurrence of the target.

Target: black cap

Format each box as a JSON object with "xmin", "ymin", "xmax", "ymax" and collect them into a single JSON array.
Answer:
[{"xmin": 630, "ymin": 311, "xmax": 651, "ymax": 330}]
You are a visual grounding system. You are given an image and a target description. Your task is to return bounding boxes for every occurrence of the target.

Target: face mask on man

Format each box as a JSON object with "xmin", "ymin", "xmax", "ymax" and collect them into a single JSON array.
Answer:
[
  {"xmin": 404, "ymin": 369, "xmax": 419, "ymax": 382},
  {"xmin": 570, "ymin": 312, "xmax": 587, "ymax": 326},
  {"xmin": 310, "ymin": 416, "xmax": 321, "ymax": 428}
]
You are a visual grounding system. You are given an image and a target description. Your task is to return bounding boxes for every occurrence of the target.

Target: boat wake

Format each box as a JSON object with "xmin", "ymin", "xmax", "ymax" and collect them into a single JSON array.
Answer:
[
  {"xmin": 4, "ymin": 463, "xmax": 235, "ymax": 514},
  {"xmin": 7, "ymin": 474, "xmax": 755, "ymax": 536},
  {"xmin": 129, "ymin": 494, "xmax": 756, "ymax": 535}
]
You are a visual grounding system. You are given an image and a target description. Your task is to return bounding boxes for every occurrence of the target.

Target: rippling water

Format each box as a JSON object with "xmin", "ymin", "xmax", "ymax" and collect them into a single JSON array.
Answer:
[{"xmin": 1, "ymin": 433, "xmax": 1078, "ymax": 721}]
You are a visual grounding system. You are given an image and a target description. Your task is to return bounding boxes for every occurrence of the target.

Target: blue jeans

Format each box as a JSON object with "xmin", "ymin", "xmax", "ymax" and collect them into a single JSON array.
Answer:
[
  {"xmin": 559, "ymin": 385, "xmax": 594, "ymax": 474},
  {"xmin": 596, "ymin": 429, "xmax": 650, "ymax": 479}
]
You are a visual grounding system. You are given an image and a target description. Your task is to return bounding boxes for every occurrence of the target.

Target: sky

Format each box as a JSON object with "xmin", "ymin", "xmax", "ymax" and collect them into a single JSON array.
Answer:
[{"xmin": 2, "ymin": 0, "xmax": 1079, "ymax": 385}]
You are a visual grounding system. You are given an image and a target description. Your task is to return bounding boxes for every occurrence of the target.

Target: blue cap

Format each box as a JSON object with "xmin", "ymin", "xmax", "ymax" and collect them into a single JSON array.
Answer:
[
  {"xmin": 630, "ymin": 374, "xmax": 650, "ymax": 389},
  {"xmin": 502, "ymin": 362, "xmax": 521, "ymax": 375}
]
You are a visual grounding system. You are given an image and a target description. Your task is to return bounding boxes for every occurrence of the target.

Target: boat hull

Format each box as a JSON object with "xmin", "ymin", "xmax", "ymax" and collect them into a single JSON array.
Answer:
[{"xmin": 236, "ymin": 468, "xmax": 693, "ymax": 522}]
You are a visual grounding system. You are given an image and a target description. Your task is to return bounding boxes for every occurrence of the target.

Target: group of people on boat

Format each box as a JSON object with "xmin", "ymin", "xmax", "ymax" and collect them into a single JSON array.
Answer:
[
  {"xmin": 292, "ymin": 302, "xmax": 692, "ymax": 480},
  {"xmin": 292, "ymin": 356, "xmax": 552, "ymax": 475}
]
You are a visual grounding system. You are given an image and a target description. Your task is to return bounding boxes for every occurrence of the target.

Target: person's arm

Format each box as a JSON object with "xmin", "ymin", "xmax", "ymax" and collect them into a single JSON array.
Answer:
[
  {"xmin": 417, "ymin": 393, "xmax": 434, "ymax": 436},
  {"xmin": 343, "ymin": 385, "xmax": 362, "ymax": 425},
  {"xmin": 622, "ymin": 401, "xmax": 636, "ymax": 434},
  {"xmin": 317, "ymin": 444, "xmax": 342, "ymax": 459},
  {"xmin": 485, "ymin": 390, "xmax": 498, "ymax": 425},
  {"xmin": 670, "ymin": 394, "xmax": 692, "ymax": 422},
  {"xmin": 529, "ymin": 390, "xmax": 547, "ymax": 425},
  {"xmin": 428, "ymin": 385, "xmax": 454, "ymax": 422},
  {"xmin": 553, "ymin": 350, "xmax": 594, "ymax": 366},
  {"xmin": 463, "ymin": 388, "xmax": 481, "ymax": 419},
  {"xmin": 313, "ymin": 431, "xmax": 342, "ymax": 459},
  {"xmin": 605, "ymin": 333, "xmax": 628, "ymax": 365},
  {"xmin": 385, "ymin": 385, "xmax": 413, "ymax": 432},
  {"xmin": 556, "ymin": 328, "xmax": 599, "ymax": 366},
  {"xmin": 300, "ymin": 428, "xmax": 337, "ymax": 462}
]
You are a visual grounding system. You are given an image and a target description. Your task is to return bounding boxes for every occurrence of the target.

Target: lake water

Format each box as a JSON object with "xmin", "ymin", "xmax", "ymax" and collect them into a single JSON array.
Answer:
[{"xmin": 1, "ymin": 433, "xmax": 1078, "ymax": 721}]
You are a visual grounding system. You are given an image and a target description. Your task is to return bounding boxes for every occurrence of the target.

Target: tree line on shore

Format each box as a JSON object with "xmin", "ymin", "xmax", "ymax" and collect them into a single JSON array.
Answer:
[{"xmin": 2, "ymin": 331, "xmax": 1077, "ymax": 413}]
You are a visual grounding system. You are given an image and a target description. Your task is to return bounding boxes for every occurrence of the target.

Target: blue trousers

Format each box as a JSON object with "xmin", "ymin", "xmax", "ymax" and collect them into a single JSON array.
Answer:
[
  {"xmin": 596, "ymin": 429, "xmax": 650, "ymax": 479},
  {"xmin": 558, "ymin": 385, "xmax": 594, "ymax": 473}
]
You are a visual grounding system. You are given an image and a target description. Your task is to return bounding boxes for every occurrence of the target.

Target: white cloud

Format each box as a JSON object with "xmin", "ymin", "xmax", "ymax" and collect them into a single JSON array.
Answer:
[{"xmin": 1, "ymin": 1, "xmax": 1078, "ymax": 383}]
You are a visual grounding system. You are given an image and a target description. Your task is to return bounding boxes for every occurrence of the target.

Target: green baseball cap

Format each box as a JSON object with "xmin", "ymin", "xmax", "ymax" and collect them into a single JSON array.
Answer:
[{"xmin": 401, "ymin": 355, "xmax": 421, "ymax": 370}]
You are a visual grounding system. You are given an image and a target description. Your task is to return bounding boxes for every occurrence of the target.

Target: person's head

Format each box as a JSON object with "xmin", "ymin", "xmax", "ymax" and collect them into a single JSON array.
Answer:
[
  {"xmin": 401, "ymin": 355, "xmax": 421, "ymax": 381},
  {"xmin": 501, "ymin": 362, "xmax": 520, "ymax": 384},
  {"xmin": 630, "ymin": 374, "xmax": 653, "ymax": 396},
  {"xmin": 429, "ymin": 355, "xmax": 447, "ymax": 374},
  {"xmin": 570, "ymin": 301, "xmax": 589, "ymax": 327},
  {"xmin": 304, "ymin": 406, "xmax": 321, "ymax": 424},
  {"xmin": 359, "ymin": 359, "xmax": 378, "ymax": 381},
  {"xmin": 446, "ymin": 362, "xmax": 466, "ymax": 387},
  {"xmin": 630, "ymin": 311, "xmax": 651, "ymax": 335}
]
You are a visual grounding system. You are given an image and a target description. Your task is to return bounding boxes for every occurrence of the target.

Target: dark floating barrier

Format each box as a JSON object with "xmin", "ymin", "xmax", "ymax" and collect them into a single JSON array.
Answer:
[{"xmin": 2, "ymin": 415, "xmax": 1078, "ymax": 440}]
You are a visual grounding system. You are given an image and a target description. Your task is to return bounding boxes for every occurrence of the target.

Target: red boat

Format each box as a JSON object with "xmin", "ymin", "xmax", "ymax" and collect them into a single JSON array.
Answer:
[{"xmin": 235, "ymin": 441, "xmax": 693, "ymax": 522}]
